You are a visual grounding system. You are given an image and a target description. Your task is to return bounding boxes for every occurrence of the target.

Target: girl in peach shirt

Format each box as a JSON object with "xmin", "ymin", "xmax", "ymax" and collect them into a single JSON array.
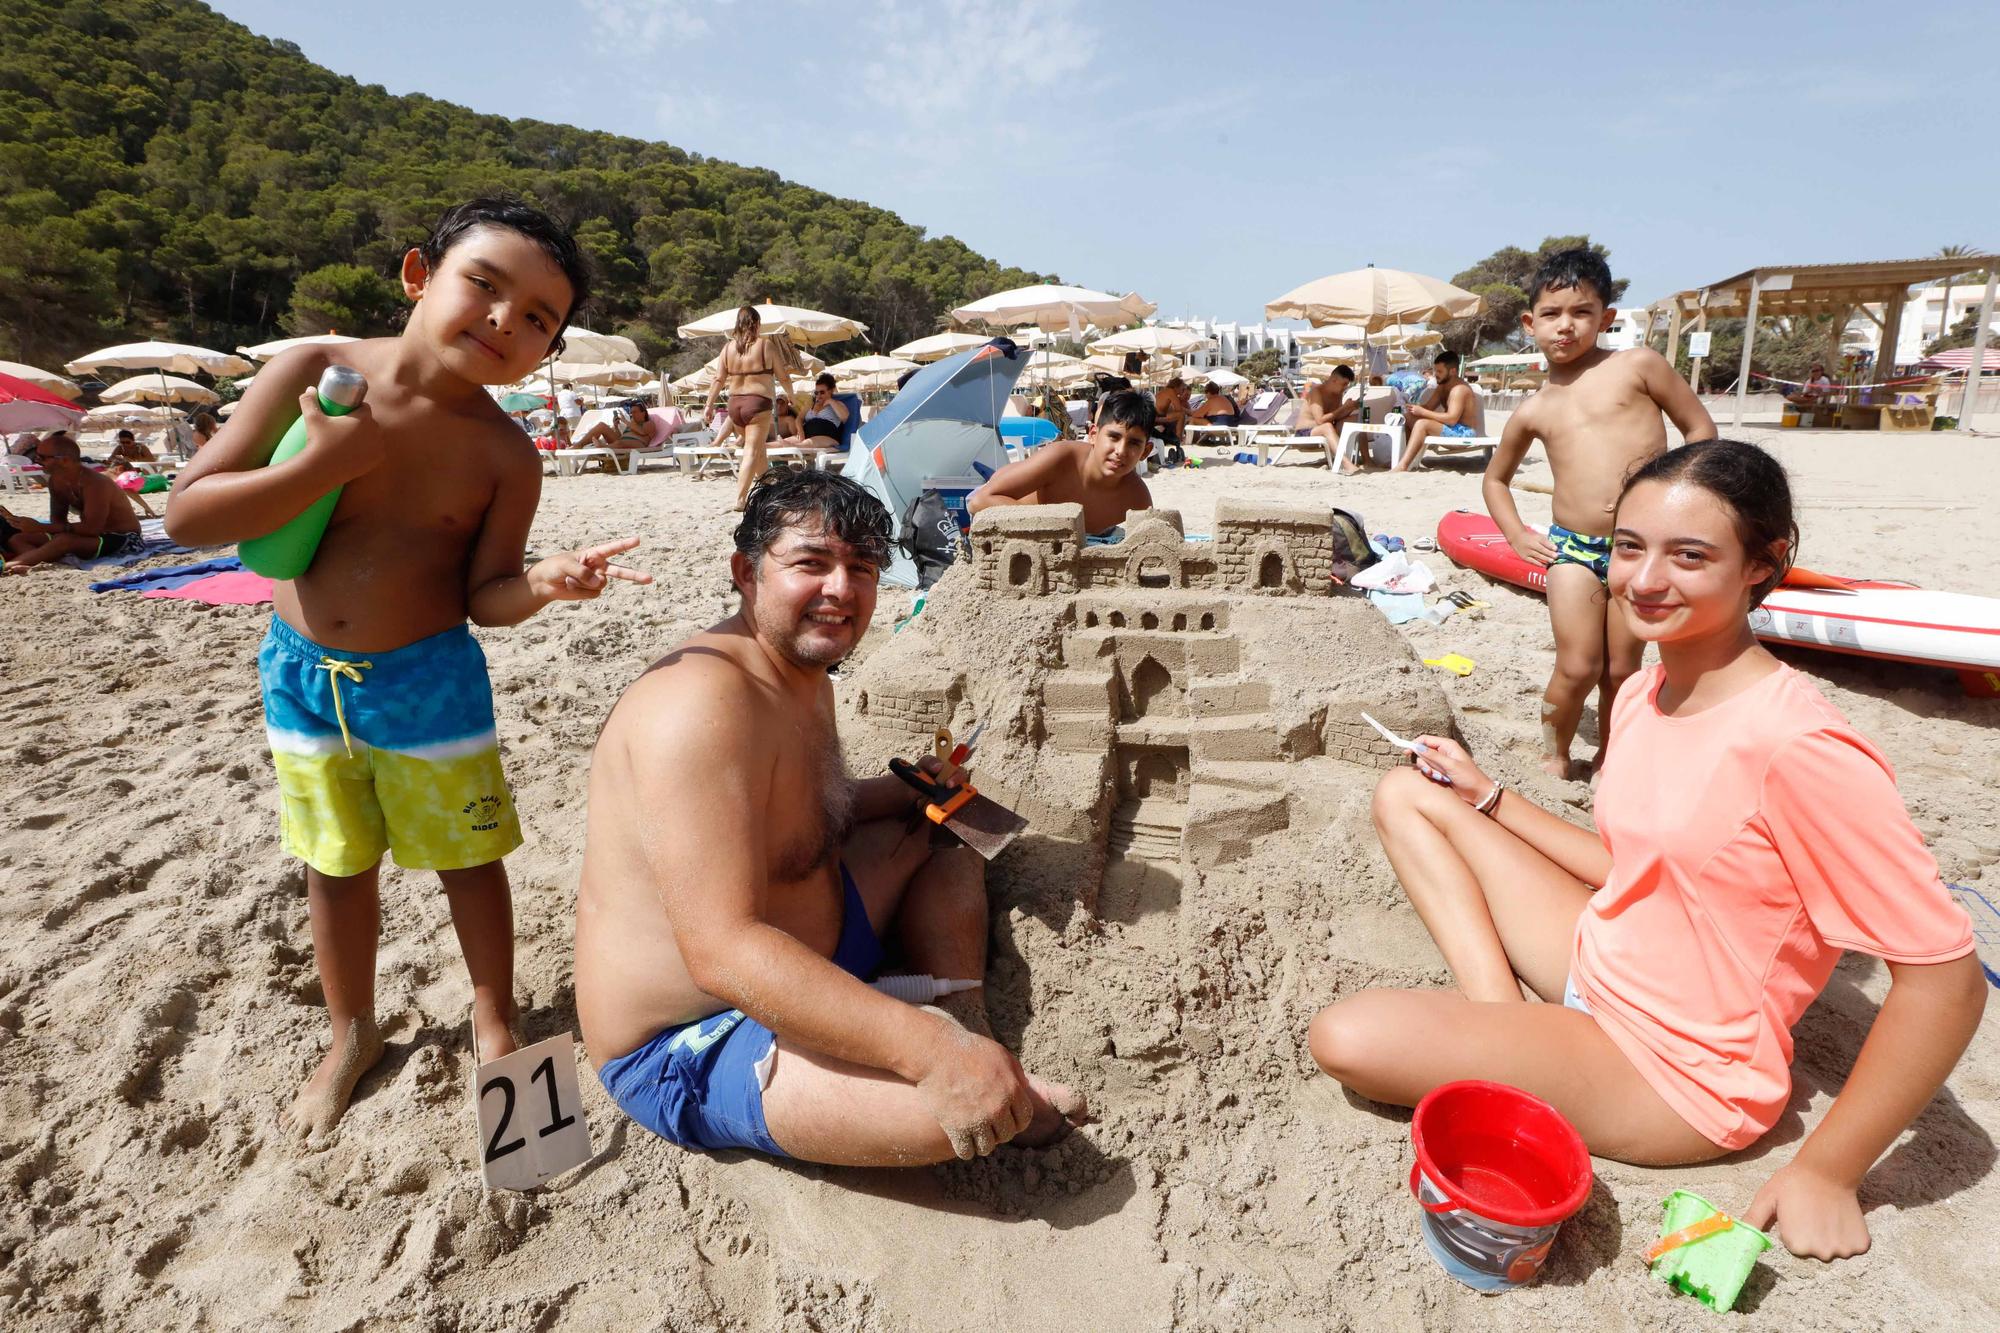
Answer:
[{"xmin": 1310, "ymin": 440, "xmax": 1983, "ymax": 1261}]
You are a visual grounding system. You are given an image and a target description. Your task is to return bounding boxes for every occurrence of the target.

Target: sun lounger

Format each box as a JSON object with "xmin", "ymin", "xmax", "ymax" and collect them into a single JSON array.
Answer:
[
  {"xmin": 550, "ymin": 446, "xmax": 624, "ymax": 476},
  {"xmin": 4, "ymin": 454, "xmax": 46, "ymax": 493}
]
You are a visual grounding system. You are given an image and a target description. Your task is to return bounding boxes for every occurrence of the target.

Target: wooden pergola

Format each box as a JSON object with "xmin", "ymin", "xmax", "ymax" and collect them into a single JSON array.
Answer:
[{"xmin": 1648, "ymin": 255, "xmax": 1999, "ymax": 429}]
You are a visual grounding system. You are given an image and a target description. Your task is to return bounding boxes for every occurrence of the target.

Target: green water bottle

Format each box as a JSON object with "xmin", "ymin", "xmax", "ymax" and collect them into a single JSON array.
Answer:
[{"xmin": 239, "ymin": 365, "xmax": 368, "ymax": 579}]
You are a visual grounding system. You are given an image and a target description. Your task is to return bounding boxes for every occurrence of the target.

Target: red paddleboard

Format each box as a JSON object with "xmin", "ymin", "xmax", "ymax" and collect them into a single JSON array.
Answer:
[{"xmin": 1434, "ymin": 510, "xmax": 2000, "ymax": 694}]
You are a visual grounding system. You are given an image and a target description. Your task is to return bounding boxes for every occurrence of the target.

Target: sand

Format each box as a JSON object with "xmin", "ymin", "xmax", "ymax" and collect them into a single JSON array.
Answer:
[{"xmin": 1, "ymin": 423, "xmax": 1996, "ymax": 1331}]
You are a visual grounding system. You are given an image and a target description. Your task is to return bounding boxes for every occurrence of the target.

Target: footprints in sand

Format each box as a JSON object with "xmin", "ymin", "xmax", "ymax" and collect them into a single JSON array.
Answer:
[{"xmin": 112, "ymin": 985, "xmax": 198, "ymax": 1105}]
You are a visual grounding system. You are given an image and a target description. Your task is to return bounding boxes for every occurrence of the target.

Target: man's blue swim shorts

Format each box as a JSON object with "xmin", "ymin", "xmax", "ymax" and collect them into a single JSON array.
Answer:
[{"xmin": 596, "ymin": 865, "xmax": 886, "ymax": 1157}]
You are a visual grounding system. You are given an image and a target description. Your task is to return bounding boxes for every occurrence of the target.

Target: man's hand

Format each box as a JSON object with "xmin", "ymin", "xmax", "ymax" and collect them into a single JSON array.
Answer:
[
  {"xmin": 1742, "ymin": 1162, "xmax": 1871, "ymax": 1261},
  {"xmin": 913, "ymin": 1016, "xmax": 1036, "ymax": 1159},
  {"xmin": 1509, "ymin": 528, "xmax": 1558, "ymax": 567},
  {"xmin": 298, "ymin": 390, "xmax": 386, "ymax": 485},
  {"xmin": 527, "ymin": 536, "xmax": 653, "ymax": 602}
]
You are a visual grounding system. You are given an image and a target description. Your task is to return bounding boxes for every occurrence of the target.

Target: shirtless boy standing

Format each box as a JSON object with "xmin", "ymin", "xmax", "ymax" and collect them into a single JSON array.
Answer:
[
  {"xmin": 2, "ymin": 434, "xmax": 144, "ymax": 573},
  {"xmin": 576, "ymin": 470, "xmax": 1086, "ymax": 1165},
  {"xmin": 168, "ymin": 196, "xmax": 649, "ymax": 1141},
  {"xmin": 1483, "ymin": 249, "xmax": 1715, "ymax": 778},
  {"xmin": 967, "ymin": 389, "xmax": 1154, "ymax": 537}
]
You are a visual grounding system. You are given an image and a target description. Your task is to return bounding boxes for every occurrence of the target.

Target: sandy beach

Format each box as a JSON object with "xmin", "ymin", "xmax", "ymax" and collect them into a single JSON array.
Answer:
[{"xmin": 2, "ymin": 423, "xmax": 1995, "ymax": 1331}]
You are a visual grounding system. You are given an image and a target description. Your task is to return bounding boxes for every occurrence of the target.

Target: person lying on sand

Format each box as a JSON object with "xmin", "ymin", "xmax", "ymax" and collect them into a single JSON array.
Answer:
[
  {"xmin": 1310, "ymin": 441, "xmax": 1984, "ymax": 1262},
  {"xmin": 2, "ymin": 435, "xmax": 144, "ymax": 573},
  {"xmin": 967, "ymin": 388, "xmax": 1154, "ymax": 539},
  {"xmin": 107, "ymin": 458, "xmax": 168, "ymax": 519},
  {"xmin": 576, "ymin": 469, "xmax": 1088, "ymax": 1165},
  {"xmin": 165, "ymin": 195, "xmax": 648, "ymax": 1144}
]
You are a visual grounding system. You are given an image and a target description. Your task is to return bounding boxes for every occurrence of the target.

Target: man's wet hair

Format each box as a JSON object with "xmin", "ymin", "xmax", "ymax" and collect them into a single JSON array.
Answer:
[
  {"xmin": 1434, "ymin": 350, "xmax": 1461, "ymax": 369},
  {"xmin": 1096, "ymin": 388, "xmax": 1156, "ymax": 435},
  {"xmin": 1331, "ymin": 364, "xmax": 1356, "ymax": 382},
  {"xmin": 116, "ymin": 429, "xmax": 134, "ymax": 440},
  {"xmin": 1527, "ymin": 247, "xmax": 1615, "ymax": 308},
  {"xmin": 419, "ymin": 195, "xmax": 593, "ymax": 350},
  {"xmin": 733, "ymin": 468, "xmax": 893, "ymax": 570}
]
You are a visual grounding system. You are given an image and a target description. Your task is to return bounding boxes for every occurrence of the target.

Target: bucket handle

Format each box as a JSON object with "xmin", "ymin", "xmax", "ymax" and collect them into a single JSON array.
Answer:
[{"xmin": 1408, "ymin": 1161, "xmax": 1458, "ymax": 1214}]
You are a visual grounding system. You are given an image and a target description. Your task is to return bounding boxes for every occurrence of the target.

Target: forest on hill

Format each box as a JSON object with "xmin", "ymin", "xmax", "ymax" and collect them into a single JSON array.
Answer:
[{"xmin": 0, "ymin": 0, "xmax": 1049, "ymax": 370}]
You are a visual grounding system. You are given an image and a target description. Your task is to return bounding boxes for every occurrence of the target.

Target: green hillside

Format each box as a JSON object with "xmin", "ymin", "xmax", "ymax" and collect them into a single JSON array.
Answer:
[{"xmin": 0, "ymin": 0, "xmax": 1049, "ymax": 369}]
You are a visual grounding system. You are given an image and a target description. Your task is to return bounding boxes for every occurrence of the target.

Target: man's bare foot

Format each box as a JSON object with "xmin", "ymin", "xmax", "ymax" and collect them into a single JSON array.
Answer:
[
  {"xmin": 282, "ymin": 1015, "xmax": 385, "ymax": 1145},
  {"xmin": 1017, "ymin": 1073, "xmax": 1090, "ymax": 1148}
]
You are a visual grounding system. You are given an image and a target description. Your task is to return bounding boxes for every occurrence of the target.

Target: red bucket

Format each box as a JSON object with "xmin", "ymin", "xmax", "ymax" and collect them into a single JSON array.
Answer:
[{"xmin": 1409, "ymin": 1080, "xmax": 1592, "ymax": 1289}]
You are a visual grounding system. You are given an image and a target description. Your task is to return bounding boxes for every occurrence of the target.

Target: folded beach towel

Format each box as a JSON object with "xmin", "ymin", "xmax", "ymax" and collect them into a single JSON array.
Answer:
[
  {"xmin": 140, "ymin": 569, "xmax": 274, "ymax": 605},
  {"xmin": 59, "ymin": 518, "xmax": 194, "ymax": 570},
  {"xmin": 91, "ymin": 556, "xmax": 244, "ymax": 594}
]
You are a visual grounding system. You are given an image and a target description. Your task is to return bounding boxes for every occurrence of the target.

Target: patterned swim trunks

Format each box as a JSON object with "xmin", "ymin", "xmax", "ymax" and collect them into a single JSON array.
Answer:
[
  {"xmin": 1546, "ymin": 522, "xmax": 1613, "ymax": 584},
  {"xmin": 259, "ymin": 618, "xmax": 523, "ymax": 877}
]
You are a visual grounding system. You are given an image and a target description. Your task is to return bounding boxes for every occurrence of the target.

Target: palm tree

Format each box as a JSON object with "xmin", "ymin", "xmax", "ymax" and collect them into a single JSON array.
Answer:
[{"xmin": 1934, "ymin": 244, "xmax": 1979, "ymax": 343}]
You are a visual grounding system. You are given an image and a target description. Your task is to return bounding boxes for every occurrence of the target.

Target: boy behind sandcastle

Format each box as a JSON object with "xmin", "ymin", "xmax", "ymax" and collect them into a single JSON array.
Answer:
[
  {"xmin": 1483, "ymin": 249, "xmax": 1715, "ymax": 778},
  {"xmin": 168, "ymin": 196, "xmax": 649, "ymax": 1141}
]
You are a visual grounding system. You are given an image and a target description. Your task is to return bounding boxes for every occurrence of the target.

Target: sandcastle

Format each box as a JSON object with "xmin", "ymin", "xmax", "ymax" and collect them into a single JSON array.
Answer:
[{"xmin": 846, "ymin": 502, "xmax": 1455, "ymax": 894}]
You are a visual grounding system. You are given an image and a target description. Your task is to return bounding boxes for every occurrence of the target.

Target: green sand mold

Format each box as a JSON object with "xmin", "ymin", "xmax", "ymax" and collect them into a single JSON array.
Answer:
[{"xmin": 1649, "ymin": 1189, "xmax": 1773, "ymax": 1312}]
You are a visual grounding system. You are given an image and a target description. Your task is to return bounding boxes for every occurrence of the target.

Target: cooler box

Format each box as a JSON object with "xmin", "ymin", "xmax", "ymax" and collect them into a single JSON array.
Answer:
[{"xmin": 922, "ymin": 474, "xmax": 984, "ymax": 531}]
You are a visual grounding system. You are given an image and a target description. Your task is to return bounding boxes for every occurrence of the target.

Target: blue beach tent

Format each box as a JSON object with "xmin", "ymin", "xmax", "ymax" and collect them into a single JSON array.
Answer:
[{"xmin": 843, "ymin": 339, "xmax": 1030, "ymax": 587}]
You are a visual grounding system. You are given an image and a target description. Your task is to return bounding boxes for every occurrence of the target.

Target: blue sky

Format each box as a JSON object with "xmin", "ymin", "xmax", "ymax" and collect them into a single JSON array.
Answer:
[{"xmin": 211, "ymin": 0, "xmax": 1994, "ymax": 326}]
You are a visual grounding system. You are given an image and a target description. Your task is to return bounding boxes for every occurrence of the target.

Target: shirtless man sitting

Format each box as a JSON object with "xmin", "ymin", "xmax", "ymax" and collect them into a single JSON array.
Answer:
[
  {"xmin": 1392, "ymin": 350, "xmax": 1484, "ymax": 471},
  {"xmin": 967, "ymin": 389, "xmax": 1153, "ymax": 539},
  {"xmin": 576, "ymin": 470, "xmax": 1088, "ymax": 1165},
  {"xmin": 2, "ymin": 434, "xmax": 144, "ymax": 574},
  {"xmin": 1299, "ymin": 365, "xmax": 1361, "ymax": 468}
]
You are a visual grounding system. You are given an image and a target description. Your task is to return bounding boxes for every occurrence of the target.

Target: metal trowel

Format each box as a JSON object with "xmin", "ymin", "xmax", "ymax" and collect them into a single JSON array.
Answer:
[{"xmin": 888, "ymin": 725, "xmax": 1026, "ymax": 859}]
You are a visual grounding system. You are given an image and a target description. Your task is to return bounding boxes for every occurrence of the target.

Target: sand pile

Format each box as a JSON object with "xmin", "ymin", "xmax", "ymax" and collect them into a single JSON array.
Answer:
[{"xmin": 1, "ymin": 427, "xmax": 1995, "ymax": 1330}]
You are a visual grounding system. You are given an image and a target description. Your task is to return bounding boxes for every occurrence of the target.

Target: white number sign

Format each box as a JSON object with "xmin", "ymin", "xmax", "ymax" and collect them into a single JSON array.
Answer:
[
  {"xmin": 1687, "ymin": 331, "xmax": 1712, "ymax": 358},
  {"xmin": 472, "ymin": 1031, "xmax": 592, "ymax": 1190}
]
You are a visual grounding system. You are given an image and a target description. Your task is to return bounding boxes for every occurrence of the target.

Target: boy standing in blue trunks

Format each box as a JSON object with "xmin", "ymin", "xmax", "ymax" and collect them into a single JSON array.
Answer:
[
  {"xmin": 169, "ymin": 197, "xmax": 649, "ymax": 1141},
  {"xmin": 1484, "ymin": 249, "xmax": 1715, "ymax": 779}
]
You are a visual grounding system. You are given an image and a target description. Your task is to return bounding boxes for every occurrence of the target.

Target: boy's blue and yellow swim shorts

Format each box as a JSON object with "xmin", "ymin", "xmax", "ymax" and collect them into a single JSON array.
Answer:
[{"xmin": 259, "ymin": 618, "xmax": 523, "ymax": 877}]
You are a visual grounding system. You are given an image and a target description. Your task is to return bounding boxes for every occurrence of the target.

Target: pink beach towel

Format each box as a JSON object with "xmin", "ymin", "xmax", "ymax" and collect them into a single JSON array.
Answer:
[{"xmin": 140, "ymin": 570, "xmax": 275, "ymax": 605}]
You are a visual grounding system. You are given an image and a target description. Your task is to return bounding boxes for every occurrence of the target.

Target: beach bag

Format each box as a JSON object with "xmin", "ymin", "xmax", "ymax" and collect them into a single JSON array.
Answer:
[
  {"xmin": 906, "ymin": 490, "xmax": 961, "ymax": 589},
  {"xmin": 1330, "ymin": 506, "xmax": 1378, "ymax": 582}
]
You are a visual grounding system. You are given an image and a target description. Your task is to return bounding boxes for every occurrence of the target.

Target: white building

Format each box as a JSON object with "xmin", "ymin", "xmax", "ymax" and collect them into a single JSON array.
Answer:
[
  {"xmin": 1155, "ymin": 318, "xmax": 1304, "ymax": 372},
  {"xmin": 1600, "ymin": 307, "xmax": 1650, "ymax": 352},
  {"xmin": 1842, "ymin": 280, "xmax": 1999, "ymax": 366}
]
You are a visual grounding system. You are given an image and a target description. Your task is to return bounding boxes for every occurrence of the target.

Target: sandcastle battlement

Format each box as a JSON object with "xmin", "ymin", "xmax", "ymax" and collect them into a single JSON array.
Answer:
[{"xmin": 970, "ymin": 503, "xmax": 1341, "ymax": 599}]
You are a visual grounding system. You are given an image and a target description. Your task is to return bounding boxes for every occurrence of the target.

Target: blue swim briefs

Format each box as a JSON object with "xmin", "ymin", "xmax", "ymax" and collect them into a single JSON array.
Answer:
[
  {"xmin": 1546, "ymin": 521, "xmax": 1613, "ymax": 584},
  {"xmin": 1440, "ymin": 422, "xmax": 1477, "ymax": 439},
  {"xmin": 596, "ymin": 864, "xmax": 886, "ymax": 1157}
]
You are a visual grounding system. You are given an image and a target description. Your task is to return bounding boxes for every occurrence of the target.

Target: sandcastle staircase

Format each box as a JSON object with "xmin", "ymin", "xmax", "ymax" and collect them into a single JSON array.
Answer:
[{"xmin": 1045, "ymin": 594, "xmax": 1294, "ymax": 869}]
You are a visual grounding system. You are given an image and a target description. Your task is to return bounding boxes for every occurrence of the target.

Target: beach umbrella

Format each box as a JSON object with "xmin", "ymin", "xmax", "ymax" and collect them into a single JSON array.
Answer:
[
  {"xmin": 677, "ymin": 303, "xmax": 867, "ymax": 347},
  {"xmin": 1083, "ymin": 352, "xmax": 1176, "ymax": 377},
  {"xmin": 1293, "ymin": 323, "xmax": 1369, "ymax": 346},
  {"xmin": 543, "ymin": 358, "xmax": 650, "ymax": 386},
  {"xmin": 827, "ymin": 354, "xmax": 919, "ymax": 378},
  {"xmin": 100, "ymin": 374, "xmax": 221, "ymax": 406},
  {"xmin": 64, "ymin": 340, "xmax": 253, "ymax": 379},
  {"xmin": 1192, "ymin": 367, "xmax": 1250, "ymax": 389},
  {"xmin": 498, "ymin": 391, "xmax": 550, "ymax": 412},
  {"xmin": 950, "ymin": 283, "xmax": 1156, "ymax": 333},
  {"xmin": 0, "ymin": 373, "xmax": 86, "ymax": 433},
  {"xmin": 237, "ymin": 333, "xmax": 360, "ymax": 360},
  {"xmin": 1088, "ymin": 326, "xmax": 1212, "ymax": 358},
  {"xmin": 0, "ymin": 361, "xmax": 81, "ymax": 400},
  {"xmin": 82, "ymin": 403, "xmax": 181, "ymax": 429},
  {"xmin": 890, "ymin": 331, "xmax": 991, "ymax": 362},
  {"xmin": 1264, "ymin": 266, "xmax": 1482, "ymax": 332},
  {"xmin": 548, "ymin": 326, "xmax": 640, "ymax": 363}
]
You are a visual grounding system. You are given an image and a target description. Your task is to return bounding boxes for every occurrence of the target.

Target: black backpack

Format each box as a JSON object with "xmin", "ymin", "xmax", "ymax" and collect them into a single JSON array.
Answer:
[{"xmin": 906, "ymin": 490, "xmax": 961, "ymax": 589}]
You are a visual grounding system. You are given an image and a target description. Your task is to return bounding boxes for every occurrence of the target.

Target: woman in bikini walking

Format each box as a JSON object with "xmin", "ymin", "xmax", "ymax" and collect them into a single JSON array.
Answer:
[{"xmin": 702, "ymin": 306, "xmax": 795, "ymax": 511}]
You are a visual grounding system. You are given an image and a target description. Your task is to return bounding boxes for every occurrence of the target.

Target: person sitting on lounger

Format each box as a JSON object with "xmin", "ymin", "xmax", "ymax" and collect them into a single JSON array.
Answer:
[
  {"xmin": 2, "ymin": 434, "xmax": 144, "ymax": 573},
  {"xmin": 574, "ymin": 402, "xmax": 654, "ymax": 451},
  {"xmin": 576, "ymin": 469, "xmax": 1089, "ymax": 1165},
  {"xmin": 1188, "ymin": 381, "xmax": 1240, "ymax": 429},
  {"xmin": 1393, "ymin": 350, "xmax": 1483, "ymax": 471},
  {"xmin": 108, "ymin": 429, "xmax": 156, "ymax": 464},
  {"xmin": 773, "ymin": 374, "xmax": 850, "ymax": 454},
  {"xmin": 968, "ymin": 389, "xmax": 1155, "ymax": 538}
]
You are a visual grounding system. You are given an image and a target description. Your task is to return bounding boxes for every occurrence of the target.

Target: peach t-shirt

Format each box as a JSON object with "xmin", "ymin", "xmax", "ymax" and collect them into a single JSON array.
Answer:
[{"xmin": 1572, "ymin": 662, "xmax": 1973, "ymax": 1150}]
